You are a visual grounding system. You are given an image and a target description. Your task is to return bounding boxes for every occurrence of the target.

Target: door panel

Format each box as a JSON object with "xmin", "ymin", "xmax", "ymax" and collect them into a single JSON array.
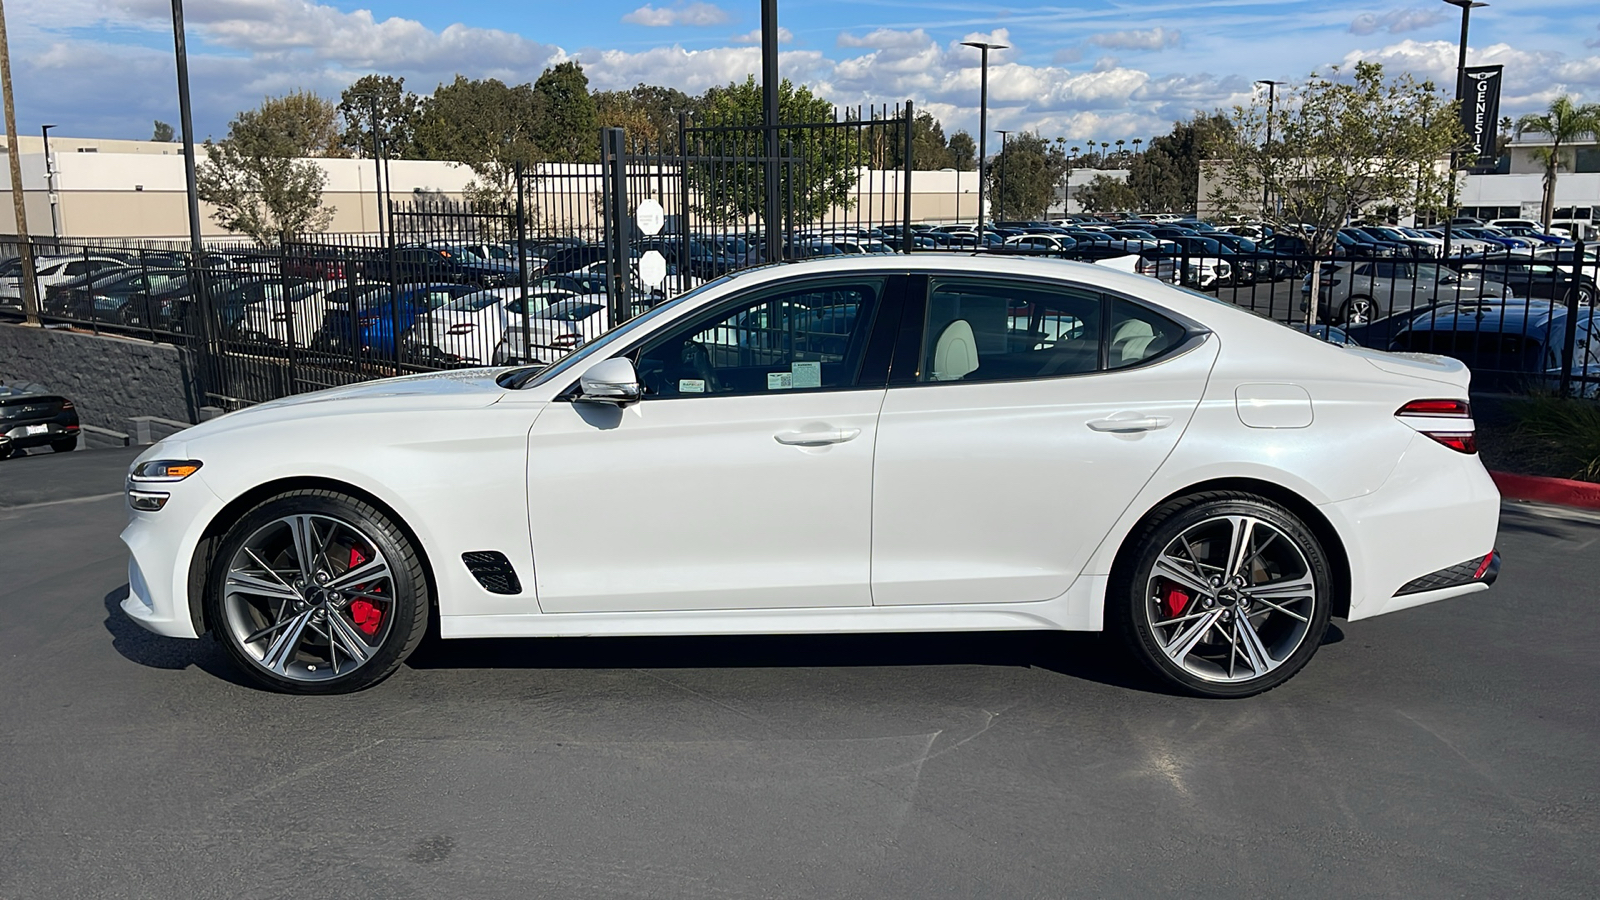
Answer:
[
  {"xmin": 871, "ymin": 339, "xmax": 1218, "ymax": 606},
  {"xmin": 527, "ymin": 391, "xmax": 884, "ymax": 612}
]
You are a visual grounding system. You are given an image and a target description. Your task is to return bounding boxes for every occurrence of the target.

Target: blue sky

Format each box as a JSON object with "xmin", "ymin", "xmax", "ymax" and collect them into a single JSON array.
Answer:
[{"xmin": 11, "ymin": 0, "xmax": 1600, "ymax": 145}]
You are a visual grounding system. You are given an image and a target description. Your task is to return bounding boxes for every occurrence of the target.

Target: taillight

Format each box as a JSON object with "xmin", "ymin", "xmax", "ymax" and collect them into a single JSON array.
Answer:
[
  {"xmin": 61, "ymin": 400, "xmax": 74, "ymax": 410},
  {"xmin": 1397, "ymin": 399, "xmax": 1471, "ymax": 418},
  {"xmin": 1397, "ymin": 398, "xmax": 1475, "ymax": 453}
]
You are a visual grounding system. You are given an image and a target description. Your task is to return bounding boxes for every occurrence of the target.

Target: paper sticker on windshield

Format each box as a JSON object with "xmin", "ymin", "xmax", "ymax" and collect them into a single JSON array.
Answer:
[
  {"xmin": 767, "ymin": 372, "xmax": 793, "ymax": 390},
  {"xmin": 678, "ymin": 379, "xmax": 706, "ymax": 393},
  {"xmin": 791, "ymin": 361, "xmax": 821, "ymax": 389}
]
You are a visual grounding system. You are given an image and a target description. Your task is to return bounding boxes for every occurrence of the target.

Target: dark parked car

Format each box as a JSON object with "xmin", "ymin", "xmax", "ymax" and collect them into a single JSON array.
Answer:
[
  {"xmin": 369, "ymin": 247, "xmax": 518, "ymax": 286},
  {"xmin": 1456, "ymin": 257, "xmax": 1598, "ymax": 306},
  {"xmin": 1388, "ymin": 299, "xmax": 1600, "ymax": 390},
  {"xmin": 0, "ymin": 381, "xmax": 80, "ymax": 457},
  {"xmin": 57, "ymin": 268, "xmax": 192, "ymax": 324}
]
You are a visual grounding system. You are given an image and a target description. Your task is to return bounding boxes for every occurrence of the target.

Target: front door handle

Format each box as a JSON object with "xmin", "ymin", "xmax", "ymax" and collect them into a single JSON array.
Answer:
[
  {"xmin": 1087, "ymin": 415, "xmax": 1172, "ymax": 433},
  {"xmin": 775, "ymin": 428, "xmax": 861, "ymax": 446}
]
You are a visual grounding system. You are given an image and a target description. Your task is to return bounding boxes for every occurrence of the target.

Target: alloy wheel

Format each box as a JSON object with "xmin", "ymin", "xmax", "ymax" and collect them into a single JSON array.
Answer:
[
  {"xmin": 220, "ymin": 514, "xmax": 395, "ymax": 683},
  {"xmin": 1344, "ymin": 297, "xmax": 1375, "ymax": 325},
  {"xmin": 1143, "ymin": 514, "xmax": 1318, "ymax": 684}
]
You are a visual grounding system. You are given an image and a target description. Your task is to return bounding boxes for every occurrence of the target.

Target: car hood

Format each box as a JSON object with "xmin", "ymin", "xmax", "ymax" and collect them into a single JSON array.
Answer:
[{"xmin": 170, "ymin": 368, "xmax": 513, "ymax": 442}]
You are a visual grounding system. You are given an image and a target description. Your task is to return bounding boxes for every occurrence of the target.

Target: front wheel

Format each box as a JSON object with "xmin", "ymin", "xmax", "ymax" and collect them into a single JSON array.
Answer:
[
  {"xmin": 1341, "ymin": 296, "xmax": 1376, "ymax": 326},
  {"xmin": 1111, "ymin": 493, "xmax": 1333, "ymax": 698},
  {"xmin": 206, "ymin": 489, "xmax": 431, "ymax": 694}
]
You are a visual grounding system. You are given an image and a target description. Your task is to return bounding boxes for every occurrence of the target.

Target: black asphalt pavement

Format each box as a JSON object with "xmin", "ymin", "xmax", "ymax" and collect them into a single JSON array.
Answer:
[{"xmin": 1, "ymin": 447, "xmax": 1596, "ymax": 898}]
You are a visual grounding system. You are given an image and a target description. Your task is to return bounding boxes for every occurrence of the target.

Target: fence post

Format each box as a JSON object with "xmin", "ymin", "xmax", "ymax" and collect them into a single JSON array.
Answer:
[
  {"xmin": 677, "ymin": 113, "xmax": 692, "ymax": 294},
  {"xmin": 515, "ymin": 161, "xmax": 531, "ymax": 365},
  {"xmin": 1560, "ymin": 239, "xmax": 1586, "ymax": 400},
  {"xmin": 602, "ymin": 127, "xmax": 631, "ymax": 327},
  {"xmin": 900, "ymin": 101, "xmax": 915, "ymax": 254}
]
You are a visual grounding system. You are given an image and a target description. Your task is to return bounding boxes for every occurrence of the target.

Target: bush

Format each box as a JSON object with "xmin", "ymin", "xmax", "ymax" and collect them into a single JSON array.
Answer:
[{"xmin": 1514, "ymin": 395, "xmax": 1600, "ymax": 482}]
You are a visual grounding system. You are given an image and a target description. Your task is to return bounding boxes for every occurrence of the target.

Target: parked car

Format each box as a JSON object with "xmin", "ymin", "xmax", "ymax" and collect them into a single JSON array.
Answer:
[
  {"xmin": 997, "ymin": 234, "xmax": 1077, "ymax": 255},
  {"xmin": 373, "ymin": 246, "xmax": 518, "ymax": 286},
  {"xmin": 410, "ymin": 288, "xmax": 548, "ymax": 365},
  {"xmin": 0, "ymin": 255, "xmax": 128, "ymax": 305},
  {"xmin": 1490, "ymin": 218, "xmax": 1572, "ymax": 240},
  {"xmin": 1355, "ymin": 225, "xmax": 1441, "ymax": 258},
  {"xmin": 0, "ymin": 381, "xmax": 80, "ymax": 457},
  {"xmin": 1388, "ymin": 299, "xmax": 1600, "ymax": 390},
  {"xmin": 1304, "ymin": 259, "xmax": 1511, "ymax": 324},
  {"xmin": 1453, "ymin": 226, "xmax": 1536, "ymax": 251},
  {"xmin": 1422, "ymin": 228, "xmax": 1496, "ymax": 256},
  {"xmin": 56, "ymin": 268, "xmax": 192, "ymax": 325},
  {"xmin": 120, "ymin": 255, "xmax": 1501, "ymax": 697},
  {"xmin": 1454, "ymin": 257, "xmax": 1598, "ymax": 307},
  {"xmin": 494, "ymin": 297, "xmax": 613, "ymax": 365},
  {"xmin": 1489, "ymin": 224, "xmax": 1572, "ymax": 247}
]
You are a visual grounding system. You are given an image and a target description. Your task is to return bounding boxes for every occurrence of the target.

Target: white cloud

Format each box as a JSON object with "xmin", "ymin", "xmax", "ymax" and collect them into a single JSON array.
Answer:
[
  {"xmin": 1349, "ymin": 7, "xmax": 1448, "ymax": 37},
  {"xmin": 1340, "ymin": 39, "xmax": 1600, "ymax": 112},
  {"xmin": 732, "ymin": 27, "xmax": 792, "ymax": 45},
  {"xmin": 1088, "ymin": 28, "xmax": 1180, "ymax": 51},
  {"xmin": 621, "ymin": 2, "xmax": 729, "ymax": 28}
]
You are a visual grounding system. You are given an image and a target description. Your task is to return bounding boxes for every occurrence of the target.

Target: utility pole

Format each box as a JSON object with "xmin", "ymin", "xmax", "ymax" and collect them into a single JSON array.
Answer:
[
  {"xmin": 1441, "ymin": 0, "xmax": 1488, "ymax": 258},
  {"xmin": 1254, "ymin": 80, "xmax": 1286, "ymax": 216},
  {"xmin": 760, "ymin": 0, "xmax": 781, "ymax": 262},
  {"xmin": 996, "ymin": 129, "xmax": 1011, "ymax": 223},
  {"xmin": 961, "ymin": 40, "xmax": 1007, "ymax": 234},
  {"xmin": 0, "ymin": 0, "xmax": 39, "ymax": 325}
]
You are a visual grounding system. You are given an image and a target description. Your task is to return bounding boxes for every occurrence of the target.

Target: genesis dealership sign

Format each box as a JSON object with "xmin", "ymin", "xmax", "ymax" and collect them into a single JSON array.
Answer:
[{"xmin": 1460, "ymin": 66, "xmax": 1504, "ymax": 172}]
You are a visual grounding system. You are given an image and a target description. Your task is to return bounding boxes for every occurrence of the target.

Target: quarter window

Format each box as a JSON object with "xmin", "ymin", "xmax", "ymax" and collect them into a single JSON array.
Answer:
[
  {"xmin": 636, "ymin": 280, "xmax": 882, "ymax": 398},
  {"xmin": 1107, "ymin": 297, "xmax": 1185, "ymax": 369}
]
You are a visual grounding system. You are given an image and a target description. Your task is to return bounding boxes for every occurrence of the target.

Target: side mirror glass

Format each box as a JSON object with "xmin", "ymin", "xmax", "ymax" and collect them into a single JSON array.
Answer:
[{"xmin": 577, "ymin": 357, "xmax": 642, "ymax": 406}]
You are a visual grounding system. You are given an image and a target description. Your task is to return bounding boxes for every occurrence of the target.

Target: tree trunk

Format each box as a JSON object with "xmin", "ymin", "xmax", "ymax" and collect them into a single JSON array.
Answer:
[{"xmin": 1543, "ymin": 147, "xmax": 1558, "ymax": 233}]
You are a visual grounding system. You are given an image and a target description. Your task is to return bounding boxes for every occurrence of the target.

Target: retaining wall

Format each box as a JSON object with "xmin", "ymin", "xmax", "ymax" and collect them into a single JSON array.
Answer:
[{"xmin": 0, "ymin": 324, "xmax": 200, "ymax": 442}]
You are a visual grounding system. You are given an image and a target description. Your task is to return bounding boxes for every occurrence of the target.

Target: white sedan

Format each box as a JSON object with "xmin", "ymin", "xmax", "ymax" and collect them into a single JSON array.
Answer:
[{"xmin": 121, "ymin": 256, "xmax": 1500, "ymax": 697}]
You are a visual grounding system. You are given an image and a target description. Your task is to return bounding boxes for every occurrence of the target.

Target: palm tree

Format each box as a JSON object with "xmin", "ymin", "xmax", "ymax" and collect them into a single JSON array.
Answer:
[
  {"xmin": 1515, "ymin": 96, "xmax": 1600, "ymax": 231},
  {"xmin": 1132, "ymin": 138, "xmax": 1143, "ymax": 155},
  {"xmin": 1115, "ymin": 138, "xmax": 1126, "ymax": 161}
]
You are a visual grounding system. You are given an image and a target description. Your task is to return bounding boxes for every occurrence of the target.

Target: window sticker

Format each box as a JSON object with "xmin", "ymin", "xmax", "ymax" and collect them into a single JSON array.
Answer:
[
  {"xmin": 791, "ymin": 361, "xmax": 821, "ymax": 389},
  {"xmin": 678, "ymin": 379, "xmax": 706, "ymax": 393},
  {"xmin": 767, "ymin": 372, "xmax": 794, "ymax": 390}
]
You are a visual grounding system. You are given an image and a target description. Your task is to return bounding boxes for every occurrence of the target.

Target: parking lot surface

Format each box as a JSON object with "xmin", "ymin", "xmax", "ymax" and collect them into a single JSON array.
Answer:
[{"xmin": 2, "ymin": 447, "xmax": 1596, "ymax": 898}]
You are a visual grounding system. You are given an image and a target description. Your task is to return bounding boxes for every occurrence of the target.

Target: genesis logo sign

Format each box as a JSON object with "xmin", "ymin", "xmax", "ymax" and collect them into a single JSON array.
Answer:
[{"xmin": 1460, "ymin": 66, "xmax": 1504, "ymax": 171}]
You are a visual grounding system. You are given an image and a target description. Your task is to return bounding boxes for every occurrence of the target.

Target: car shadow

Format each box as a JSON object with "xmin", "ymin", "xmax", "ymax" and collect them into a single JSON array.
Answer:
[
  {"xmin": 101, "ymin": 585, "xmax": 253, "ymax": 688},
  {"xmin": 405, "ymin": 628, "xmax": 1168, "ymax": 694}
]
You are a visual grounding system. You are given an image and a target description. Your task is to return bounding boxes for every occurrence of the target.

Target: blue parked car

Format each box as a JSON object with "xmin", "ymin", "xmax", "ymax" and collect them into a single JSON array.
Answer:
[
  {"xmin": 1386, "ymin": 298, "xmax": 1600, "ymax": 390},
  {"xmin": 317, "ymin": 282, "xmax": 481, "ymax": 357}
]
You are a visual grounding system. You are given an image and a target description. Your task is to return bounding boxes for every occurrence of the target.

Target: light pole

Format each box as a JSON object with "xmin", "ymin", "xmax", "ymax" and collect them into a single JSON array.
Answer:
[
  {"xmin": 41, "ymin": 123, "xmax": 59, "ymax": 239},
  {"xmin": 1254, "ymin": 80, "xmax": 1286, "ymax": 215},
  {"xmin": 961, "ymin": 40, "xmax": 1007, "ymax": 235},
  {"xmin": 995, "ymin": 129, "xmax": 1011, "ymax": 223},
  {"xmin": 1441, "ymin": 0, "xmax": 1486, "ymax": 256}
]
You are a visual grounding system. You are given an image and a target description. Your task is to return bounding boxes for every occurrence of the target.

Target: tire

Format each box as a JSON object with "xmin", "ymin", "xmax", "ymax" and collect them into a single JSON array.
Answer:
[
  {"xmin": 1110, "ymin": 492, "xmax": 1333, "ymax": 698},
  {"xmin": 205, "ymin": 489, "xmax": 431, "ymax": 694},
  {"xmin": 50, "ymin": 438, "xmax": 76, "ymax": 453},
  {"xmin": 1341, "ymin": 296, "xmax": 1377, "ymax": 326},
  {"xmin": 1574, "ymin": 284, "xmax": 1597, "ymax": 308}
]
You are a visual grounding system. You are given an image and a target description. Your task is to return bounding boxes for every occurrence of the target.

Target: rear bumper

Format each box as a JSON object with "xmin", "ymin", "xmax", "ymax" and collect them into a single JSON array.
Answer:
[
  {"xmin": 1330, "ymin": 434, "xmax": 1502, "ymax": 621},
  {"xmin": 1, "ymin": 419, "xmax": 80, "ymax": 448}
]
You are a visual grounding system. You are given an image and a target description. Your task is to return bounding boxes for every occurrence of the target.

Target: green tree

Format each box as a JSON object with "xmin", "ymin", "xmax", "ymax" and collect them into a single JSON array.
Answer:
[
  {"xmin": 1075, "ymin": 174, "xmax": 1139, "ymax": 213},
  {"xmin": 196, "ymin": 94, "xmax": 339, "ymax": 244},
  {"xmin": 1515, "ymin": 96, "xmax": 1600, "ymax": 231},
  {"xmin": 1124, "ymin": 113, "xmax": 1231, "ymax": 213},
  {"xmin": 338, "ymin": 74, "xmax": 421, "ymax": 159},
  {"xmin": 414, "ymin": 76, "xmax": 542, "ymax": 206},
  {"xmin": 987, "ymin": 132, "xmax": 1069, "ymax": 220},
  {"xmin": 151, "ymin": 120, "xmax": 174, "ymax": 142},
  {"xmin": 596, "ymin": 84, "xmax": 701, "ymax": 149},
  {"xmin": 691, "ymin": 76, "xmax": 864, "ymax": 225},
  {"xmin": 1207, "ymin": 62, "xmax": 1464, "ymax": 322},
  {"xmin": 904, "ymin": 110, "xmax": 950, "ymax": 169},
  {"xmin": 533, "ymin": 61, "xmax": 599, "ymax": 163},
  {"xmin": 947, "ymin": 131, "xmax": 976, "ymax": 170}
]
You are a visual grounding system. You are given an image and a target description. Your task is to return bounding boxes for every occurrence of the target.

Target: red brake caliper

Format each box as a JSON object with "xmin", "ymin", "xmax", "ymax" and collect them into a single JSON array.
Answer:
[
  {"xmin": 1162, "ymin": 584, "xmax": 1190, "ymax": 619},
  {"xmin": 346, "ymin": 547, "xmax": 383, "ymax": 635}
]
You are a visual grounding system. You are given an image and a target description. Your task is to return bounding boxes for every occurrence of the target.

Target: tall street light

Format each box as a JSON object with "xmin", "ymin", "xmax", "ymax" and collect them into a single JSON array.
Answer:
[
  {"xmin": 1254, "ymin": 80, "xmax": 1286, "ymax": 215},
  {"xmin": 996, "ymin": 129, "xmax": 1011, "ymax": 223},
  {"xmin": 0, "ymin": 0, "xmax": 40, "ymax": 325},
  {"xmin": 961, "ymin": 40, "xmax": 1007, "ymax": 233},
  {"xmin": 1441, "ymin": 0, "xmax": 1487, "ymax": 257},
  {"xmin": 41, "ymin": 123, "xmax": 59, "ymax": 239}
]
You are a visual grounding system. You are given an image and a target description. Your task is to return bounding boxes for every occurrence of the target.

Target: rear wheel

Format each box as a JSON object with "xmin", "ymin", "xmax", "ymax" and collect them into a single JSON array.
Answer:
[
  {"xmin": 206, "ymin": 489, "xmax": 430, "ymax": 694},
  {"xmin": 1341, "ymin": 296, "xmax": 1376, "ymax": 325},
  {"xmin": 50, "ymin": 438, "xmax": 76, "ymax": 453},
  {"xmin": 1112, "ymin": 493, "xmax": 1332, "ymax": 698}
]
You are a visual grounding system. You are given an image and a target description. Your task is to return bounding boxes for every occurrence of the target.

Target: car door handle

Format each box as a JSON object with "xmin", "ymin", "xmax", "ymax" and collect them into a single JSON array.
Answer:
[
  {"xmin": 774, "ymin": 428, "xmax": 861, "ymax": 446},
  {"xmin": 1087, "ymin": 415, "xmax": 1172, "ymax": 433}
]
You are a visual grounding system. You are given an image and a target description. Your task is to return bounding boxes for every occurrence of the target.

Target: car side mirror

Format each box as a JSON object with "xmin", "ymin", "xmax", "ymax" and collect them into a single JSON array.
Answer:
[{"xmin": 577, "ymin": 357, "xmax": 642, "ymax": 406}]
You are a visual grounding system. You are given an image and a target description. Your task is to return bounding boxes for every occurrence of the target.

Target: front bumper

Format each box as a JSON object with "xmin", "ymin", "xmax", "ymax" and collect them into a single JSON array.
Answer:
[{"xmin": 120, "ymin": 464, "xmax": 223, "ymax": 639}]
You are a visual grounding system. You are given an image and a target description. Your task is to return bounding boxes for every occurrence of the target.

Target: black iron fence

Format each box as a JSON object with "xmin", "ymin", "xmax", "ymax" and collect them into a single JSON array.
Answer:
[{"xmin": 4, "ymin": 118, "xmax": 1599, "ymax": 407}]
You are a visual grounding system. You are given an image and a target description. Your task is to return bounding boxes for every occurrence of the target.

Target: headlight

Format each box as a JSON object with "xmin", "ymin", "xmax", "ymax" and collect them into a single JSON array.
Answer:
[{"xmin": 131, "ymin": 459, "xmax": 203, "ymax": 482}]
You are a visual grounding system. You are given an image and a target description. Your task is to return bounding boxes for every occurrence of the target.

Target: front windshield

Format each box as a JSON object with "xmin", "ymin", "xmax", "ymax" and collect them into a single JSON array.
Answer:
[{"xmin": 500, "ymin": 271, "xmax": 751, "ymax": 390}]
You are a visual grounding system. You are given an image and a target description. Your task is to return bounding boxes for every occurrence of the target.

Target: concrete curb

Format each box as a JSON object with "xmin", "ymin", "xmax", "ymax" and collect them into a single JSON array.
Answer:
[{"xmin": 1489, "ymin": 470, "xmax": 1600, "ymax": 510}]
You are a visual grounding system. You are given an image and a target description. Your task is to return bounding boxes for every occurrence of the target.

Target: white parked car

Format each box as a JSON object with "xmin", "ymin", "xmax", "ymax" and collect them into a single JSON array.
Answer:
[
  {"xmin": 121, "ymin": 256, "xmax": 1500, "ymax": 697},
  {"xmin": 0, "ymin": 255, "xmax": 127, "ymax": 301},
  {"xmin": 409, "ymin": 288, "xmax": 537, "ymax": 365},
  {"xmin": 494, "ymin": 296, "xmax": 612, "ymax": 365}
]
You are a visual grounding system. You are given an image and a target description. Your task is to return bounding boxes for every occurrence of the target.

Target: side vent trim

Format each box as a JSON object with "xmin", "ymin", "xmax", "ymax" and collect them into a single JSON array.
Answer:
[{"xmin": 461, "ymin": 551, "xmax": 523, "ymax": 595}]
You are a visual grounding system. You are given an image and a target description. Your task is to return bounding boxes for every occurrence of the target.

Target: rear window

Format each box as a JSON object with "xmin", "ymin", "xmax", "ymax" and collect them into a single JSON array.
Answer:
[
  {"xmin": 543, "ymin": 301, "xmax": 604, "ymax": 321},
  {"xmin": 444, "ymin": 291, "xmax": 505, "ymax": 312}
]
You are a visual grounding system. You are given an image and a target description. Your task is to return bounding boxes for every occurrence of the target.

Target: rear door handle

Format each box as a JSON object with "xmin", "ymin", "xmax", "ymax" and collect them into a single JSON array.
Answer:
[
  {"xmin": 775, "ymin": 428, "xmax": 861, "ymax": 446},
  {"xmin": 1087, "ymin": 415, "xmax": 1172, "ymax": 433}
]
